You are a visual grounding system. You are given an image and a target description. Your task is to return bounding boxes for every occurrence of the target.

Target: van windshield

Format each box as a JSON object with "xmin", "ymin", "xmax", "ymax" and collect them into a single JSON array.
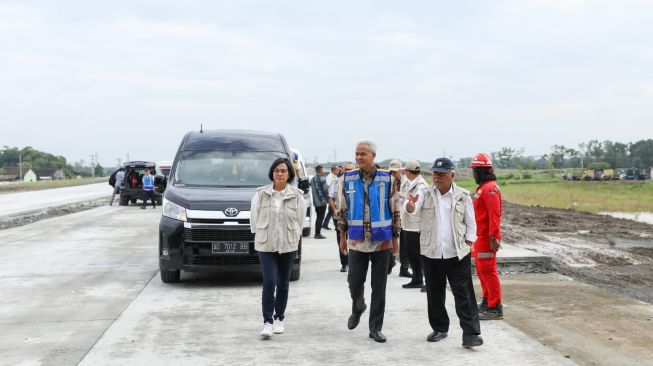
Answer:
[{"xmin": 173, "ymin": 151, "xmax": 287, "ymax": 187}]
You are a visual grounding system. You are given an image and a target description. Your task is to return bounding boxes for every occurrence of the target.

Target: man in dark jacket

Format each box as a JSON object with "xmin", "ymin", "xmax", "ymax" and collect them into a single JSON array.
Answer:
[{"xmin": 310, "ymin": 165, "xmax": 329, "ymax": 239}]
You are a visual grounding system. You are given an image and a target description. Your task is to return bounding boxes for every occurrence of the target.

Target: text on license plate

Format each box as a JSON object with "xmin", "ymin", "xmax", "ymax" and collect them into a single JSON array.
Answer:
[{"xmin": 212, "ymin": 242, "xmax": 249, "ymax": 254}]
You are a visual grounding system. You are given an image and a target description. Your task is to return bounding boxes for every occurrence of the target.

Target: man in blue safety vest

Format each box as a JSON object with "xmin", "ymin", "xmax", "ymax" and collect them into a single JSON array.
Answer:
[
  {"xmin": 338, "ymin": 139, "xmax": 401, "ymax": 343},
  {"xmin": 141, "ymin": 169, "xmax": 156, "ymax": 209}
]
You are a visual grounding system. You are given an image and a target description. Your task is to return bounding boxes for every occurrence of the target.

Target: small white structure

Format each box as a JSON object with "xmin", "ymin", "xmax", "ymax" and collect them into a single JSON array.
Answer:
[{"xmin": 23, "ymin": 169, "xmax": 37, "ymax": 182}]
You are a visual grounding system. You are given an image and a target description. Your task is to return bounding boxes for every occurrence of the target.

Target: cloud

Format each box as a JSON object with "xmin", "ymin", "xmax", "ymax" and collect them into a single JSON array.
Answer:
[{"xmin": 1, "ymin": 1, "xmax": 652, "ymax": 165}]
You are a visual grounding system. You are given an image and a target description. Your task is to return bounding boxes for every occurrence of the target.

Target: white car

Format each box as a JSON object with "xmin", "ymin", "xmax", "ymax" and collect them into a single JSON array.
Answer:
[
  {"xmin": 291, "ymin": 148, "xmax": 312, "ymax": 237},
  {"xmin": 158, "ymin": 160, "xmax": 173, "ymax": 177}
]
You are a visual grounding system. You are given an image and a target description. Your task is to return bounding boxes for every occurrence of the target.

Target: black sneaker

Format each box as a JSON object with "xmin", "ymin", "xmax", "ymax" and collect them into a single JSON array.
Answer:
[
  {"xmin": 340, "ymin": 265, "xmax": 347, "ymax": 272},
  {"xmin": 314, "ymin": 234, "xmax": 326, "ymax": 239},
  {"xmin": 421, "ymin": 285, "xmax": 427, "ymax": 293},
  {"xmin": 427, "ymin": 331, "xmax": 448, "ymax": 342},
  {"xmin": 462, "ymin": 334, "xmax": 483, "ymax": 348},
  {"xmin": 479, "ymin": 304, "xmax": 503, "ymax": 320},
  {"xmin": 402, "ymin": 282, "xmax": 424, "ymax": 289},
  {"xmin": 140, "ymin": 206, "xmax": 146, "ymax": 210},
  {"xmin": 399, "ymin": 267, "xmax": 412, "ymax": 278},
  {"xmin": 478, "ymin": 297, "xmax": 488, "ymax": 313}
]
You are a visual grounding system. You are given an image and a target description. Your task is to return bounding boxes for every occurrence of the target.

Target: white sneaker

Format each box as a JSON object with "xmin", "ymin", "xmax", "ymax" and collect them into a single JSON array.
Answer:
[
  {"xmin": 260, "ymin": 322, "xmax": 273, "ymax": 338},
  {"xmin": 273, "ymin": 319, "xmax": 284, "ymax": 334}
]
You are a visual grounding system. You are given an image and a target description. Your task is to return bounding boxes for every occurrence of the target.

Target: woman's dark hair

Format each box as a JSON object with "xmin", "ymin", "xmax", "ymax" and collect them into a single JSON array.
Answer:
[
  {"xmin": 473, "ymin": 167, "xmax": 496, "ymax": 185},
  {"xmin": 268, "ymin": 158, "xmax": 295, "ymax": 184}
]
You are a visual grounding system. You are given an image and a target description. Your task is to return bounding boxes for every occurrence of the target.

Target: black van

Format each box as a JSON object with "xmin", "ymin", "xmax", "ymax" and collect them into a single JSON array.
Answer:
[{"xmin": 158, "ymin": 130, "xmax": 307, "ymax": 283}]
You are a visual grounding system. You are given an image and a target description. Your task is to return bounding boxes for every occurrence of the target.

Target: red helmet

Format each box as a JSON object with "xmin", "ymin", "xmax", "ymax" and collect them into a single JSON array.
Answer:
[{"xmin": 470, "ymin": 153, "xmax": 493, "ymax": 168}]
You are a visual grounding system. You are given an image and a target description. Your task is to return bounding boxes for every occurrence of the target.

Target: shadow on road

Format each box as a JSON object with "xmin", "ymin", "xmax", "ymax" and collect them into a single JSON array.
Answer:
[{"xmin": 168, "ymin": 271, "xmax": 263, "ymax": 288}]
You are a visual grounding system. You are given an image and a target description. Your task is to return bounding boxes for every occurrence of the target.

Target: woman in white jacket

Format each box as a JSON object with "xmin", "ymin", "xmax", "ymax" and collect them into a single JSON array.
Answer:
[{"xmin": 250, "ymin": 158, "xmax": 305, "ymax": 339}]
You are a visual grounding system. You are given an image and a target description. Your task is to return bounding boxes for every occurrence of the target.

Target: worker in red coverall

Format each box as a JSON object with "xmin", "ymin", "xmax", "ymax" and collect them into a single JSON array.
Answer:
[{"xmin": 470, "ymin": 153, "xmax": 503, "ymax": 320}]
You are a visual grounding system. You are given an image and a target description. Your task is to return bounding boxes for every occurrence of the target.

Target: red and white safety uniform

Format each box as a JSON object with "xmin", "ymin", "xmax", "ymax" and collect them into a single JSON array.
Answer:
[{"xmin": 472, "ymin": 180, "xmax": 502, "ymax": 308}]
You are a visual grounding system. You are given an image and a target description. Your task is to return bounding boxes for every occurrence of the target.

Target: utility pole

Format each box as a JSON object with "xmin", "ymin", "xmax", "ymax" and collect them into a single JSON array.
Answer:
[
  {"xmin": 116, "ymin": 158, "xmax": 122, "ymax": 168},
  {"xmin": 126, "ymin": 153, "xmax": 130, "ymax": 163},
  {"xmin": 90, "ymin": 154, "xmax": 95, "ymax": 178},
  {"xmin": 19, "ymin": 153, "xmax": 22, "ymax": 180}
]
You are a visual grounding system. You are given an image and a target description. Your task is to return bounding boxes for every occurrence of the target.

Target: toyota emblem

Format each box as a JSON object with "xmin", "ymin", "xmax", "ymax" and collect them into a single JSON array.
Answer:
[{"xmin": 224, "ymin": 207, "xmax": 239, "ymax": 217}]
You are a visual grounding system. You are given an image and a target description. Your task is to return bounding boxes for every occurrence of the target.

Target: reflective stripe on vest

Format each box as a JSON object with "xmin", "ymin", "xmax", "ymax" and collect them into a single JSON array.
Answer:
[{"xmin": 344, "ymin": 169, "xmax": 393, "ymax": 241}]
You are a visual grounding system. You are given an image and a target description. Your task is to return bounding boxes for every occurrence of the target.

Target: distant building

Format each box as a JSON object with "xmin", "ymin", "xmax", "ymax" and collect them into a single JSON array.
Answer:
[
  {"xmin": 72, "ymin": 171, "xmax": 92, "ymax": 179},
  {"xmin": 0, "ymin": 166, "xmax": 31, "ymax": 181},
  {"xmin": 35, "ymin": 168, "xmax": 65, "ymax": 180},
  {"xmin": 1, "ymin": 166, "xmax": 66, "ymax": 182},
  {"xmin": 23, "ymin": 169, "xmax": 37, "ymax": 182}
]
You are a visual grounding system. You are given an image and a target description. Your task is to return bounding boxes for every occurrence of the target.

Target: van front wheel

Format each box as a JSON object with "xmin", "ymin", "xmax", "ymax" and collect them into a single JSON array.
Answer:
[
  {"xmin": 290, "ymin": 265, "xmax": 301, "ymax": 281},
  {"xmin": 160, "ymin": 269, "xmax": 180, "ymax": 283}
]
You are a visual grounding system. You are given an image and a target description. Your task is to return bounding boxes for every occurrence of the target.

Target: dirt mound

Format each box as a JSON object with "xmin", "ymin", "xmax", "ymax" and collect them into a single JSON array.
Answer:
[{"xmin": 503, "ymin": 202, "xmax": 653, "ymax": 303}]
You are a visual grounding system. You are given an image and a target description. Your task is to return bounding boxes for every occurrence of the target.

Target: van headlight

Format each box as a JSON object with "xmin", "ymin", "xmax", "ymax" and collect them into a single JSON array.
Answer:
[{"xmin": 162, "ymin": 197, "xmax": 187, "ymax": 222}]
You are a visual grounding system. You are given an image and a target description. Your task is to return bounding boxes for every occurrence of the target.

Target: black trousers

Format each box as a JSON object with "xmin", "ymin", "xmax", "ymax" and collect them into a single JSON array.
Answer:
[
  {"xmin": 347, "ymin": 249, "xmax": 391, "ymax": 332},
  {"xmin": 422, "ymin": 254, "xmax": 480, "ymax": 336},
  {"xmin": 403, "ymin": 230, "xmax": 423, "ymax": 283},
  {"xmin": 141, "ymin": 190, "xmax": 155, "ymax": 207},
  {"xmin": 314, "ymin": 205, "xmax": 326, "ymax": 236},
  {"xmin": 323, "ymin": 206, "xmax": 334, "ymax": 228},
  {"xmin": 335, "ymin": 228, "xmax": 348, "ymax": 266},
  {"xmin": 399, "ymin": 229, "xmax": 409, "ymax": 269}
]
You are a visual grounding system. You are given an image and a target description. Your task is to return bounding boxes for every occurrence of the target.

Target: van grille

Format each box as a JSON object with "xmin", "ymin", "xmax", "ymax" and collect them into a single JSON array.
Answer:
[
  {"xmin": 188, "ymin": 218, "xmax": 250, "ymax": 224},
  {"xmin": 184, "ymin": 228, "xmax": 254, "ymax": 242}
]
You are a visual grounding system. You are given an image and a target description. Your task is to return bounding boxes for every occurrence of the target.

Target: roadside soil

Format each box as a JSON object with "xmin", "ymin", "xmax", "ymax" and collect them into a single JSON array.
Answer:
[
  {"xmin": 481, "ymin": 273, "xmax": 653, "ymax": 366},
  {"xmin": 0, "ymin": 198, "xmax": 107, "ymax": 230},
  {"xmin": 502, "ymin": 202, "xmax": 653, "ymax": 304}
]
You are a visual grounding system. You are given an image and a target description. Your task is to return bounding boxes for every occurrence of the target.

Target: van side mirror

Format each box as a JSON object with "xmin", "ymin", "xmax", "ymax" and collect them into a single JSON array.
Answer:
[
  {"xmin": 298, "ymin": 177, "xmax": 310, "ymax": 194},
  {"xmin": 155, "ymin": 175, "xmax": 168, "ymax": 189}
]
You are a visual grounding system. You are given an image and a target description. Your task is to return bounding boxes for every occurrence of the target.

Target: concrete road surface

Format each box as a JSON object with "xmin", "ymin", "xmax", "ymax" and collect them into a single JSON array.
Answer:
[
  {"xmin": 0, "ymin": 205, "xmax": 159, "ymax": 365},
  {"xmin": 0, "ymin": 183, "xmax": 110, "ymax": 218},
  {"xmin": 0, "ymin": 205, "xmax": 576, "ymax": 365}
]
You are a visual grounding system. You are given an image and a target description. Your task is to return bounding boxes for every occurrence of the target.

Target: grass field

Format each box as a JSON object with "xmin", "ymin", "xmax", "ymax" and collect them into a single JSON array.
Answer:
[
  {"xmin": 453, "ymin": 177, "xmax": 653, "ymax": 213},
  {"xmin": 0, "ymin": 177, "xmax": 107, "ymax": 195}
]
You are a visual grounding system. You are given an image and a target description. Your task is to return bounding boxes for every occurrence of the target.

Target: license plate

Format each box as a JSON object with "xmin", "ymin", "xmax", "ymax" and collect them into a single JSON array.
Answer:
[{"xmin": 212, "ymin": 242, "xmax": 249, "ymax": 254}]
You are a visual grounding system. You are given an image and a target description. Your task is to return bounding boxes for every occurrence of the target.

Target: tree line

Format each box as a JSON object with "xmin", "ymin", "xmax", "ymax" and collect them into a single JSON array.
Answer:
[
  {"xmin": 457, "ymin": 139, "xmax": 653, "ymax": 170},
  {"xmin": 0, "ymin": 146, "xmax": 105, "ymax": 178}
]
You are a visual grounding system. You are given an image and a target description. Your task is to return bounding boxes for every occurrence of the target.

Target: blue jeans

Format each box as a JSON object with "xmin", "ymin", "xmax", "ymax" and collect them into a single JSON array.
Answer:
[{"xmin": 258, "ymin": 251, "xmax": 297, "ymax": 324}]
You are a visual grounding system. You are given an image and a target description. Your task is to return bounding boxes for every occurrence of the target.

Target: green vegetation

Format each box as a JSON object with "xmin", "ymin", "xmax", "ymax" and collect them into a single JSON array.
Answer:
[
  {"xmin": 423, "ymin": 169, "xmax": 653, "ymax": 213},
  {"xmin": 455, "ymin": 138, "xmax": 653, "ymax": 171},
  {"xmin": 0, "ymin": 177, "xmax": 107, "ymax": 195},
  {"xmin": 1, "ymin": 146, "xmax": 109, "ymax": 180},
  {"xmin": 1, "ymin": 146, "xmax": 71, "ymax": 174},
  {"xmin": 497, "ymin": 181, "xmax": 653, "ymax": 213}
]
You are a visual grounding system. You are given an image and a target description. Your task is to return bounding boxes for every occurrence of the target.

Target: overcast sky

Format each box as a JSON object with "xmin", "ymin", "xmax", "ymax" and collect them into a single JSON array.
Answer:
[{"xmin": 1, "ymin": 0, "xmax": 652, "ymax": 167}]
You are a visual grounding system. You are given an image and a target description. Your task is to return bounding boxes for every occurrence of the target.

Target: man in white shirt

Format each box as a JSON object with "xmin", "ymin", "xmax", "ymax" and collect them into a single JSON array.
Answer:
[
  {"xmin": 399, "ymin": 160, "xmax": 428, "ymax": 289},
  {"xmin": 329, "ymin": 163, "xmax": 353, "ymax": 272},
  {"xmin": 389, "ymin": 159, "xmax": 411, "ymax": 277},
  {"xmin": 406, "ymin": 157, "xmax": 483, "ymax": 348},
  {"xmin": 322, "ymin": 165, "xmax": 340, "ymax": 230}
]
